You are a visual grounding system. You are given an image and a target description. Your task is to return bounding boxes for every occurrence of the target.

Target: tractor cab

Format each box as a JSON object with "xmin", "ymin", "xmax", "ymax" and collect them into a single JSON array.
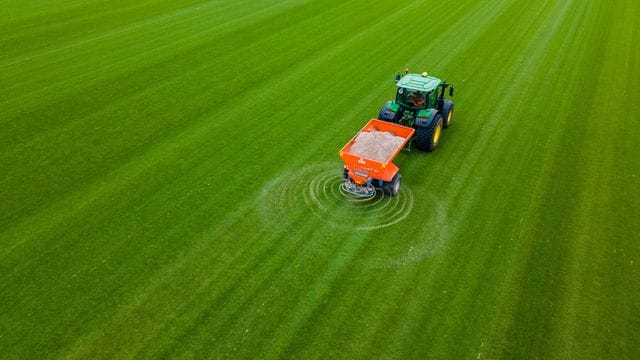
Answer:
[{"xmin": 395, "ymin": 72, "xmax": 441, "ymax": 109}]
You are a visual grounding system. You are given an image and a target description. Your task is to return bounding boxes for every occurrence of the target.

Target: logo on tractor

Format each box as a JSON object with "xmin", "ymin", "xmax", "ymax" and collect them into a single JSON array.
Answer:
[{"xmin": 358, "ymin": 158, "xmax": 366, "ymax": 164}]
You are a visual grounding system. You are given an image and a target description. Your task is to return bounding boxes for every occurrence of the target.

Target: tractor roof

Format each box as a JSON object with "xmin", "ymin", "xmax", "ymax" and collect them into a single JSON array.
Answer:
[{"xmin": 397, "ymin": 73, "xmax": 441, "ymax": 92}]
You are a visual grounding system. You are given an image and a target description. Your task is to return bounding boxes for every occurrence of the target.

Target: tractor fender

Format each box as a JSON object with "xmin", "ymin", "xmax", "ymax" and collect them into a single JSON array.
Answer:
[
  {"xmin": 439, "ymin": 99, "xmax": 453, "ymax": 115},
  {"xmin": 414, "ymin": 108, "xmax": 438, "ymax": 128},
  {"xmin": 378, "ymin": 100, "xmax": 400, "ymax": 121}
]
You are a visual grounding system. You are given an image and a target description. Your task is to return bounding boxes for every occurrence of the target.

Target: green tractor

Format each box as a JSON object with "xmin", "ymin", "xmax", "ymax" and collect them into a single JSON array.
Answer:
[{"xmin": 378, "ymin": 70, "xmax": 455, "ymax": 151}]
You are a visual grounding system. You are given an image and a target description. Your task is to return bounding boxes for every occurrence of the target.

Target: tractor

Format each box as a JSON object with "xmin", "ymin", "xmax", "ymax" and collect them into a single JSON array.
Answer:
[{"xmin": 378, "ymin": 70, "xmax": 455, "ymax": 151}]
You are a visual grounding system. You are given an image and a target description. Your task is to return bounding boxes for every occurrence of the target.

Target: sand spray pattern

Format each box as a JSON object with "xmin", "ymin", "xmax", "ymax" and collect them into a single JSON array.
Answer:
[
  {"xmin": 367, "ymin": 197, "xmax": 449, "ymax": 269},
  {"xmin": 258, "ymin": 162, "xmax": 414, "ymax": 231}
]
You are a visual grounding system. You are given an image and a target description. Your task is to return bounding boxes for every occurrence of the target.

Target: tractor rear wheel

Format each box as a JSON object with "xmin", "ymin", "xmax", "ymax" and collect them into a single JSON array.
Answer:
[
  {"xmin": 414, "ymin": 114, "xmax": 443, "ymax": 151},
  {"xmin": 382, "ymin": 173, "xmax": 402, "ymax": 196}
]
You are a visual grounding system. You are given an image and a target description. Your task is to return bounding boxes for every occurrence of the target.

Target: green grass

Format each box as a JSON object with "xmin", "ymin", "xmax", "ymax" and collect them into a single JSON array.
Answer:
[{"xmin": 1, "ymin": 0, "xmax": 639, "ymax": 358}]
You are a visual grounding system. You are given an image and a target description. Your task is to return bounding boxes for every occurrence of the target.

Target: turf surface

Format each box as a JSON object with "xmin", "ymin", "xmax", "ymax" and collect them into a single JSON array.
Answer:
[{"xmin": 1, "ymin": 0, "xmax": 639, "ymax": 358}]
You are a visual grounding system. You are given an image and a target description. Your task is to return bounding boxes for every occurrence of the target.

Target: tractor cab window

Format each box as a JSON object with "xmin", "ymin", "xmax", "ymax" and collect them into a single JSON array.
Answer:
[{"xmin": 398, "ymin": 88, "xmax": 427, "ymax": 108}]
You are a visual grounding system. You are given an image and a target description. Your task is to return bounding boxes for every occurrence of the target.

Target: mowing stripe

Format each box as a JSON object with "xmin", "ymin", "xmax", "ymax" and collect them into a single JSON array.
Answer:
[{"xmin": 1, "ymin": 0, "xmax": 638, "ymax": 358}]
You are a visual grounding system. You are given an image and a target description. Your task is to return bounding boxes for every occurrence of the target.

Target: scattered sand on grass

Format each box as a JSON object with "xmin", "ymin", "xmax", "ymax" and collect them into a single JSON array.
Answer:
[
  {"xmin": 349, "ymin": 131, "xmax": 405, "ymax": 162},
  {"xmin": 257, "ymin": 162, "xmax": 414, "ymax": 231}
]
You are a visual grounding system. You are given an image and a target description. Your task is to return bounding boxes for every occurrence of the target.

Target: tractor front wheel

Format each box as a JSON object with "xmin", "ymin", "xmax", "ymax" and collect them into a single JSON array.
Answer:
[
  {"xmin": 442, "ymin": 100, "xmax": 454, "ymax": 128},
  {"xmin": 414, "ymin": 114, "xmax": 443, "ymax": 151},
  {"xmin": 382, "ymin": 173, "xmax": 402, "ymax": 196}
]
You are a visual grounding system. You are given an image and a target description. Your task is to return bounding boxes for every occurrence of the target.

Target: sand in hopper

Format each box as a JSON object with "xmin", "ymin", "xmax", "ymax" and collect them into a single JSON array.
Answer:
[{"xmin": 349, "ymin": 131, "xmax": 405, "ymax": 162}]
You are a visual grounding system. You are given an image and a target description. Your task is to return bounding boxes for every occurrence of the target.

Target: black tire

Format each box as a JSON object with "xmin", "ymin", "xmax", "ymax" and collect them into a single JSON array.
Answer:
[
  {"xmin": 342, "ymin": 167, "xmax": 349, "ymax": 180},
  {"xmin": 382, "ymin": 173, "xmax": 402, "ymax": 196},
  {"xmin": 414, "ymin": 114, "xmax": 443, "ymax": 151},
  {"xmin": 441, "ymin": 100, "xmax": 454, "ymax": 128}
]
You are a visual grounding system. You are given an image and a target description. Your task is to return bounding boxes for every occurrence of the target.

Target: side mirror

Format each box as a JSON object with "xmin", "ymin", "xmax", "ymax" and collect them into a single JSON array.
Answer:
[
  {"xmin": 449, "ymin": 86, "xmax": 454, "ymax": 97},
  {"xmin": 395, "ymin": 73, "xmax": 401, "ymax": 82}
]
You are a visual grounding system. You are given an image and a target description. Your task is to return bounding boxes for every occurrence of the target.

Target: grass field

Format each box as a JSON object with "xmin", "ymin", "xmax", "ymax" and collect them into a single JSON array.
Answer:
[{"xmin": 1, "ymin": 0, "xmax": 639, "ymax": 358}]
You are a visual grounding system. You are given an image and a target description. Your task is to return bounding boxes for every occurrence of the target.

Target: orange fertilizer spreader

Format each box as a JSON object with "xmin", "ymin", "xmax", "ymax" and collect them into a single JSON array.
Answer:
[{"xmin": 339, "ymin": 119, "xmax": 414, "ymax": 197}]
